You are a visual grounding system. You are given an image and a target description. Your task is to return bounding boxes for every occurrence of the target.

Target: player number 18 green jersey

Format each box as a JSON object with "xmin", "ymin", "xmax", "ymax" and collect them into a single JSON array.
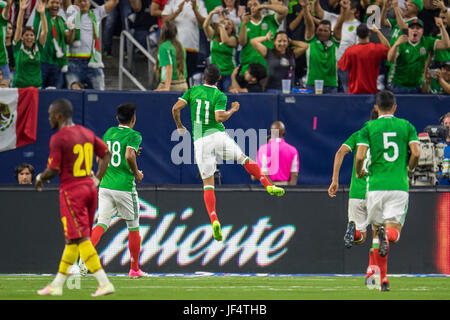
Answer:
[{"xmin": 100, "ymin": 125, "xmax": 142, "ymax": 192}]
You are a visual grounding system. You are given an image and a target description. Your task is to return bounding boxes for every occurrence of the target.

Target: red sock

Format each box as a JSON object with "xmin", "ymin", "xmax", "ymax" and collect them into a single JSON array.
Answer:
[
  {"xmin": 243, "ymin": 158, "xmax": 272, "ymax": 188},
  {"xmin": 128, "ymin": 230, "xmax": 141, "ymax": 272},
  {"xmin": 386, "ymin": 228, "xmax": 400, "ymax": 243},
  {"xmin": 204, "ymin": 187, "xmax": 218, "ymax": 224},
  {"xmin": 375, "ymin": 250, "xmax": 388, "ymax": 284},
  {"xmin": 91, "ymin": 225, "xmax": 106, "ymax": 247},
  {"xmin": 354, "ymin": 230, "xmax": 363, "ymax": 243},
  {"xmin": 366, "ymin": 248, "xmax": 375, "ymax": 277}
]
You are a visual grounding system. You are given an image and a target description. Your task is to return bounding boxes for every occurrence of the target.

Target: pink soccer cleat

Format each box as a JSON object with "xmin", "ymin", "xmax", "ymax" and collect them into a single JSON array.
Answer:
[
  {"xmin": 129, "ymin": 269, "xmax": 148, "ymax": 278},
  {"xmin": 37, "ymin": 285, "xmax": 63, "ymax": 296}
]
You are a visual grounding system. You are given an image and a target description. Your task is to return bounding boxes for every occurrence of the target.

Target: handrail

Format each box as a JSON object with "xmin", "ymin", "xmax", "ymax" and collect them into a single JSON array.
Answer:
[{"xmin": 119, "ymin": 30, "xmax": 157, "ymax": 91}]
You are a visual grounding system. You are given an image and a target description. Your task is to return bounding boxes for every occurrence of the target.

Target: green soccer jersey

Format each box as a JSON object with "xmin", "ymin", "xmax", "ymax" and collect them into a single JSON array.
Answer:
[
  {"xmin": 35, "ymin": 10, "xmax": 68, "ymax": 66},
  {"xmin": 429, "ymin": 78, "xmax": 444, "ymax": 94},
  {"xmin": 158, "ymin": 40, "xmax": 187, "ymax": 81},
  {"xmin": 305, "ymin": 35, "xmax": 339, "ymax": 87},
  {"xmin": 12, "ymin": 40, "xmax": 42, "ymax": 88},
  {"xmin": 210, "ymin": 35, "xmax": 236, "ymax": 76},
  {"xmin": 433, "ymin": 34, "xmax": 450, "ymax": 63},
  {"xmin": 389, "ymin": 36, "xmax": 436, "ymax": 88},
  {"xmin": 100, "ymin": 125, "xmax": 142, "ymax": 192},
  {"xmin": 0, "ymin": 14, "xmax": 8, "ymax": 66},
  {"xmin": 357, "ymin": 115, "xmax": 419, "ymax": 192},
  {"xmin": 238, "ymin": 14, "xmax": 280, "ymax": 75},
  {"xmin": 180, "ymin": 84, "xmax": 227, "ymax": 141},
  {"xmin": 343, "ymin": 131, "xmax": 369, "ymax": 200}
]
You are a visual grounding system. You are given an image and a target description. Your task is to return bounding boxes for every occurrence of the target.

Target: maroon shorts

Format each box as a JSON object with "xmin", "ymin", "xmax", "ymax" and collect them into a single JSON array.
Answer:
[{"xmin": 59, "ymin": 181, "xmax": 97, "ymax": 240}]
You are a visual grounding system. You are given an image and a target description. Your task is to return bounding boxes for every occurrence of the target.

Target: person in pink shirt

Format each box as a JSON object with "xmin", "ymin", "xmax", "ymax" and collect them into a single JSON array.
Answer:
[{"xmin": 256, "ymin": 121, "xmax": 299, "ymax": 186}]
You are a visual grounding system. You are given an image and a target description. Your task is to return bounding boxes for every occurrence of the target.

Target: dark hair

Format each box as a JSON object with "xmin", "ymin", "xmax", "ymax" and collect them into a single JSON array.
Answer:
[
  {"xmin": 22, "ymin": 26, "xmax": 36, "ymax": 36},
  {"xmin": 370, "ymin": 107, "xmax": 379, "ymax": 120},
  {"xmin": 70, "ymin": 81, "xmax": 85, "ymax": 90},
  {"xmin": 51, "ymin": 98, "xmax": 73, "ymax": 119},
  {"xmin": 318, "ymin": 19, "xmax": 332, "ymax": 29},
  {"xmin": 248, "ymin": 63, "xmax": 267, "ymax": 81},
  {"xmin": 272, "ymin": 31, "xmax": 295, "ymax": 61},
  {"xmin": 117, "ymin": 102, "xmax": 136, "ymax": 124},
  {"xmin": 356, "ymin": 23, "xmax": 369, "ymax": 39},
  {"xmin": 15, "ymin": 163, "xmax": 35, "ymax": 182},
  {"xmin": 375, "ymin": 90, "xmax": 396, "ymax": 112},
  {"xmin": 204, "ymin": 64, "xmax": 221, "ymax": 84},
  {"xmin": 222, "ymin": 0, "xmax": 239, "ymax": 11}
]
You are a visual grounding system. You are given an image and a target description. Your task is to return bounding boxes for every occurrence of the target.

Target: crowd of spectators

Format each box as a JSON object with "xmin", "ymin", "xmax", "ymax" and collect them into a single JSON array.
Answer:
[{"xmin": 0, "ymin": 0, "xmax": 449, "ymax": 94}]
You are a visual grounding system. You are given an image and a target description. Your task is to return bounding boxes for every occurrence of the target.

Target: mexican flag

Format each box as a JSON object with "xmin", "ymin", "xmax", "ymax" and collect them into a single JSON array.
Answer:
[{"xmin": 0, "ymin": 87, "xmax": 39, "ymax": 152}]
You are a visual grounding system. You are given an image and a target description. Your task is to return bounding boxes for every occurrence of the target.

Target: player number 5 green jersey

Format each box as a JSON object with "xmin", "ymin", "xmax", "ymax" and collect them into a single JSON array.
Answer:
[{"xmin": 357, "ymin": 115, "xmax": 419, "ymax": 192}]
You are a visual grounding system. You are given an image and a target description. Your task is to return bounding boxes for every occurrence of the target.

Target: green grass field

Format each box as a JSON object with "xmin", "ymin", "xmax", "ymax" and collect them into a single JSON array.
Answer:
[{"xmin": 1, "ymin": 274, "xmax": 450, "ymax": 300}]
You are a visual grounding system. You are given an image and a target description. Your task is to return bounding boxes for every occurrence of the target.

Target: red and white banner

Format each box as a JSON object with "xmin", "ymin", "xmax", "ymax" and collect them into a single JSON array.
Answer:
[{"xmin": 0, "ymin": 87, "xmax": 39, "ymax": 152}]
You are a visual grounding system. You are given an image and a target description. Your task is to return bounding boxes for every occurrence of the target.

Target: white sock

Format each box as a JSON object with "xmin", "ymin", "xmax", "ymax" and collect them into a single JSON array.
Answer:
[
  {"xmin": 93, "ymin": 269, "xmax": 110, "ymax": 287},
  {"xmin": 51, "ymin": 273, "xmax": 67, "ymax": 288}
]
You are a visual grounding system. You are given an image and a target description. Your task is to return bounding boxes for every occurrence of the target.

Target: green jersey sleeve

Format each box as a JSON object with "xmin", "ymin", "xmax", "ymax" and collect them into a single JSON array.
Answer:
[
  {"xmin": 343, "ymin": 131, "xmax": 359, "ymax": 151},
  {"xmin": 180, "ymin": 88, "xmax": 191, "ymax": 104},
  {"xmin": 407, "ymin": 121, "xmax": 419, "ymax": 144},
  {"xmin": 357, "ymin": 122, "xmax": 370, "ymax": 146},
  {"xmin": 127, "ymin": 131, "xmax": 142, "ymax": 152},
  {"xmin": 215, "ymin": 92, "xmax": 227, "ymax": 111}
]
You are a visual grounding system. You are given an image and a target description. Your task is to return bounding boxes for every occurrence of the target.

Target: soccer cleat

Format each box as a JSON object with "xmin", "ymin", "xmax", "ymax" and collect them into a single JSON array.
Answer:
[
  {"xmin": 37, "ymin": 285, "xmax": 63, "ymax": 296},
  {"xmin": 344, "ymin": 221, "xmax": 356, "ymax": 249},
  {"xmin": 266, "ymin": 185, "xmax": 285, "ymax": 196},
  {"xmin": 380, "ymin": 280, "xmax": 390, "ymax": 292},
  {"xmin": 129, "ymin": 269, "xmax": 148, "ymax": 278},
  {"xmin": 79, "ymin": 258, "xmax": 88, "ymax": 276},
  {"xmin": 91, "ymin": 283, "xmax": 115, "ymax": 297},
  {"xmin": 212, "ymin": 220, "xmax": 223, "ymax": 241},
  {"xmin": 378, "ymin": 227, "xmax": 389, "ymax": 257}
]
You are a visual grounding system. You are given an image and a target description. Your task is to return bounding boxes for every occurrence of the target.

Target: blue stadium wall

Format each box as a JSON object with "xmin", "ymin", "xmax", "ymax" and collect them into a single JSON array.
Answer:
[{"xmin": 0, "ymin": 90, "xmax": 449, "ymax": 185}]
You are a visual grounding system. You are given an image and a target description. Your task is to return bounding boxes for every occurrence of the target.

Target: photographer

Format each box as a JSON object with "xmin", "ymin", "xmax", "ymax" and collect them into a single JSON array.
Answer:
[
  {"xmin": 422, "ymin": 61, "xmax": 450, "ymax": 94},
  {"xmin": 438, "ymin": 113, "xmax": 450, "ymax": 185}
]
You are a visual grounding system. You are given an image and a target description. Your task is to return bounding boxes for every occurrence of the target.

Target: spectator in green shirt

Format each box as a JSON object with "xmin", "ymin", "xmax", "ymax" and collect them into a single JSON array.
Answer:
[
  {"xmin": 238, "ymin": 0, "xmax": 288, "ymax": 76},
  {"xmin": 422, "ymin": 61, "xmax": 450, "ymax": 94},
  {"xmin": 0, "ymin": 0, "xmax": 13, "ymax": 81},
  {"xmin": 387, "ymin": 17, "xmax": 449, "ymax": 93},
  {"xmin": 154, "ymin": 20, "xmax": 188, "ymax": 92},
  {"xmin": 204, "ymin": 7, "xmax": 238, "ymax": 92},
  {"xmin": 303, "ymin": 0, "xmax": 340, "ymax": 93},
  {"xmin": 13, "ymin": 0, "xmax": 47, "ymax": 89}
]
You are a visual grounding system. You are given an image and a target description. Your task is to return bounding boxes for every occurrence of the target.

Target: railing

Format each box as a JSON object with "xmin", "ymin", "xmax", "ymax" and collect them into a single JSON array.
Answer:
[{"xmin": 119, "ymin": 30, "xmax": 157, "ymax": 91}]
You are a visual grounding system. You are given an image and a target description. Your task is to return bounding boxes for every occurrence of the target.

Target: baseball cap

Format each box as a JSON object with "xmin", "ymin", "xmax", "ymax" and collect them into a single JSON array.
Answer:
[
  {"xmin": 410, "ymin": 0, "xmax": 423, "ymax": 11},
  {"xmin": 408, "ymin": 18, "xmax": 424, "ymax": 28}
]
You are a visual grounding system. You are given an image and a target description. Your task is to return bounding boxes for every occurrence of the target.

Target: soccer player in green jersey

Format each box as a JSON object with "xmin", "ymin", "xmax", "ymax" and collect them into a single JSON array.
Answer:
[
  {"xmin": 171, "ymin": 64, "xmax": 285, "ymax": 241},
  {"xmin": 355, "ymin": 90, "xmax": 420, "ymax": 291},
  {"xmin": 87, "ymin": 103, "xmax": 147, "ymax": 278},
  {"xmin": 328, "ymin": 108, "xmax": 378, "ymax": 248}
]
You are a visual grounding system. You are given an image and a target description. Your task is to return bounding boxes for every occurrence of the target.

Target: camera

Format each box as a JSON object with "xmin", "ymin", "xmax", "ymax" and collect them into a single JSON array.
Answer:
[{"xmin": 410, "ymin": 125, "xmax": 449, "ymax": 186}]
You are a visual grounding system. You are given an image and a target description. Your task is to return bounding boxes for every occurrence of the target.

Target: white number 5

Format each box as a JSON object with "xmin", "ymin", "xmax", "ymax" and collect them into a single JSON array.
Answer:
[{"xmin": 383, "ymin": 132, "xmax": 399, "ymax": 162}]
